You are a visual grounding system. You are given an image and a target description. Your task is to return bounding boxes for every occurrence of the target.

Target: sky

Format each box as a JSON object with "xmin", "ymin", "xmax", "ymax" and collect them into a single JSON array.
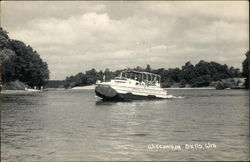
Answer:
[{"xmin": 1, "ymin": 1, "xmax": 249, "ymax": 80}]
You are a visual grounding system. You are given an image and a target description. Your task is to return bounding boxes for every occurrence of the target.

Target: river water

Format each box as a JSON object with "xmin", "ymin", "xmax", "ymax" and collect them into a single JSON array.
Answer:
[{"xmin": 0, "ymin": 89, "xmax": 249, "ymax": 161}]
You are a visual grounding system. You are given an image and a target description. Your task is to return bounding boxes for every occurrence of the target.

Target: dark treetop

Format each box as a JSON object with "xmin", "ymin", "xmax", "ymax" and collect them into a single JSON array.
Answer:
[{"xmin": 0, "ymin": 28, "xmax": 49, "ymax": 88}]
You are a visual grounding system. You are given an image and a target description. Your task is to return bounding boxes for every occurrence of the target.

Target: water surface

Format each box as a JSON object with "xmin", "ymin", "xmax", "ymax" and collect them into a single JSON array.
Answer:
[{"xmin": 1, "ymin": 89, "xmax": 249, "ymax": 161}]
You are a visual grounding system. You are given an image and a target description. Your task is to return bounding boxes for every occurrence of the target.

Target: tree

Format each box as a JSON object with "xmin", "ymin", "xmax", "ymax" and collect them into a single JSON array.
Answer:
[
  {"xmin": 242, "ymin": 51, "xmax": 249, "ymax": 89},
  {"xmin": 191, "ymin": 75, "xmax": 212, "ymax": 87},
  {"xmin": 145, "ymin": 64, "xmax": 152, "ymax": 72},
  {"xmin": 0, "ymin": 48, "xmax": 16, "ymax": 83},
  {"xmin": 104, "ymin": 68, "xmax": 114, "ymax": 81},
  {"xmin": 228, "ymin": 66, "xmax": 241, "ymax": 78},
  {"xmin": 195, "ymin": 60, "xmax": 211, "ymax": 76},
  {"xmin": 0, "ymin": 28, "xmax": 50, "ymax": 88},
  {"xmin": 181, "ymin": 61, "xmax": 198, "ymax": 84},
  {"xmin": 134, "ymin": 66, "xmax": 143, "ymax": 71}
]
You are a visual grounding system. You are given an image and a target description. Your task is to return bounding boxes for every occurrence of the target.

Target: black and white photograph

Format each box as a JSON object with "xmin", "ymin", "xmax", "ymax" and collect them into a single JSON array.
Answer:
[{"xmin": 0, "ymin": 1, "xmax": 249, "ymax": 161}]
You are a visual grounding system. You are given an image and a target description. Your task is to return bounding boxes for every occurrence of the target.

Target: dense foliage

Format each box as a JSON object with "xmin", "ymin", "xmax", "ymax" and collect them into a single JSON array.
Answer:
[
  {"xmin": 0, "ymin": 28, "xmax": 49, "ymax": 88},
  {"xmin": 45, "ymin": 80, "xmax": 65, "ymax": 88},
  {"xmin": 242, "ymin": 51, "xmax": 249, "ymax": 89},
  {"xmin": 64, "ymin": 60, "xmax": 242, "ymax": 88},
  {"xmin": 155, "ymin": 61, "xmax": 241, "ymax": 87},
  {"xmin": 63, "ymin": 68, "xmax": 122, "ymax": 88}
]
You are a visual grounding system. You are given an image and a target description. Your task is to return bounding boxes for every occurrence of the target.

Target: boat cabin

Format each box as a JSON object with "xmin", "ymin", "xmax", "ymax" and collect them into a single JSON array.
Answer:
[{"xmin": 113, "ymin": 70, "xmax": 161, "ymax": 87}]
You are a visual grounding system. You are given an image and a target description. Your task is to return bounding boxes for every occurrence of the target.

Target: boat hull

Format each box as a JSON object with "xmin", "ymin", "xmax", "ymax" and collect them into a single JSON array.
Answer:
[
  {"xmin": 95, "ymin": 84, "xmax": 121, "ymax": 101},
  {"xmin": 95, "ymin": 84, "xmax": 165, "ymax": 101}
]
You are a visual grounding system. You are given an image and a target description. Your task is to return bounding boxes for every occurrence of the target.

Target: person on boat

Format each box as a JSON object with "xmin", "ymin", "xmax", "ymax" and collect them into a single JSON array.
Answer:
[
  {"xmin": 152, "ymin": 77, "xmax": 157, "ymax": 86},
  {"xmin": 144, "ymin": 80, "xmax": 149, "ymax": 87},
  {"xmin": 155, "ymin": 81, "xmax": 160, "ymax": 87}
]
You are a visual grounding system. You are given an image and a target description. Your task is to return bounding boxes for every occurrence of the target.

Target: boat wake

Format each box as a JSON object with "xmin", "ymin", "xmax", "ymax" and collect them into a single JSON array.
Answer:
[{"xmin": 165, "ymin": 95, "xmax": 186, "ymax": 99}]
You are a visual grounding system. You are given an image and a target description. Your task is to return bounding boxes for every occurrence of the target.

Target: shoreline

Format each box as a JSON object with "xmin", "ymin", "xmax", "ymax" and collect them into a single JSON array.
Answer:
[
  {"xmin": 70, "ymin": 85, "xmax": 95, "ymax": 90},
  {"xmin": 71, "ymin": 85, "xmax": 216, "ymax": 90},
  {"xmin": 0, "ymin": 90, "xmax": 35, "ymax": 94},
  {"xmin": 165, "ymin": 87, "xmax": 215, "ymax": 90},
  {"xmin": 2, "ymin": 86, "xmax": 247, "ymax": 93}
]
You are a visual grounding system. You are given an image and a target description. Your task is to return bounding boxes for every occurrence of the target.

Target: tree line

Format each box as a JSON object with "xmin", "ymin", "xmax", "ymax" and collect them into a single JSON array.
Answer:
[
  {"xmin": 63, "ymin": 53, "xmax": 249, "ymax": 89},
  {"xmin": 0, "ymin": 28, "xmax": 49, "ymax": 88}
]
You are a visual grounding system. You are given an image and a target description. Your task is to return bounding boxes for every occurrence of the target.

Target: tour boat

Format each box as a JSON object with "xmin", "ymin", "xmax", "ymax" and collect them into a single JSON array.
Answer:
[{"xmin": 95, "ymin": 70, "xmax": 168, "ymax": 101}]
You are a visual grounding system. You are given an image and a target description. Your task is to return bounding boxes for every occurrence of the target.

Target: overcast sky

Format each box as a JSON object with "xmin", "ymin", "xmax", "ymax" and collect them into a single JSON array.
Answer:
[{"xmin": 1, "ymin": 1, "xmax": 249, "ymax": 80}]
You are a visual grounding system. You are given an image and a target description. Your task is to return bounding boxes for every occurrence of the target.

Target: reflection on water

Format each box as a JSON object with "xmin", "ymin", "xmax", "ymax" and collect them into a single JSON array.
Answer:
[
  {"xmin": 95, "ymin": 100, "xmax": 132, "ymax": 106},
  {"xmin": 1, "ymin": 89, "xmax": 249, "ymax": 161}
]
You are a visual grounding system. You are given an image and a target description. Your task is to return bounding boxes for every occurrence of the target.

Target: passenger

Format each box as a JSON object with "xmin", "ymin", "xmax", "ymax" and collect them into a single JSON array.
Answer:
[{"xmin": 155, "ymin": 81, "xmax": 160, "ymax": 87}]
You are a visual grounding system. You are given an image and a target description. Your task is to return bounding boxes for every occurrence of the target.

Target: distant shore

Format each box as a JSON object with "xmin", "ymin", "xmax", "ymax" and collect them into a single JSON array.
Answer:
[
  {"xmin": 70, "ymin": 86, "xmax": 215, "ymax": 90},
  {"xmin": 70, "ymin": 85, "xmax": 95, "ymax": 90},
  {"xmin": 2, "ymin": 86, "xmax": 247, "ymax": 94},
  {"xmin": 2, "ymin": 82, "xmax": 247, "ymax": 93},
  {"xmin": 69, "ymin": 85, "xmax": 217, "ymax": 90},
  {"xmin": 165, "ymin": 87, "xmax": 215, "ymax": 90},
  {"xmin": 0, "ymin": 85, "xmax": 216, "ymax": 92}
]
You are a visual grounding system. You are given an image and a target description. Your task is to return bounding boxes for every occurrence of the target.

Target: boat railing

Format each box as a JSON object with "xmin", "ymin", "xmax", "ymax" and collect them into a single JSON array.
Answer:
[{"xmin": 119, "ymin": 69, "xmax": 161, "ymax": 87}]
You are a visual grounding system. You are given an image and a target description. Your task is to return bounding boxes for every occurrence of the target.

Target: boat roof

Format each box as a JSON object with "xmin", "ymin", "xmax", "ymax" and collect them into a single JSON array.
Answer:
[{"xmin": 122, "ymin": 69, "xmax": 160, "ymax": 77}]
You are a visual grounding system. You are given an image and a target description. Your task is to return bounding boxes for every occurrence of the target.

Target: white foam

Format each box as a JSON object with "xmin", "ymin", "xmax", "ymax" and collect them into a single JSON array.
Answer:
[{"xmin": 166, "ymin": 95, "xmax": 185, "ymax": 99}]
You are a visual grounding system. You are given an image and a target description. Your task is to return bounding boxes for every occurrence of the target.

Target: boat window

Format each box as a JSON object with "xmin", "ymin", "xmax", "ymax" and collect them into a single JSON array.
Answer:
[
  {"xmin": 119, "ymin": 70, "xmax": 161, "ymax": 86},
  {"xmin": 115, "ymin": 81, "xmax": 126, "ymax": 83}
]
